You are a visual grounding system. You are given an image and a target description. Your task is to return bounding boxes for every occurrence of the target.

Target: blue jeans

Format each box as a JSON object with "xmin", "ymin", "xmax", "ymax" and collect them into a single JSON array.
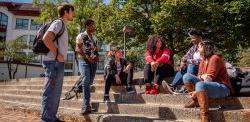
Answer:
[
  {"xmin": 41, "ymin": 61, "xmax": 65, "ymax": 122},
  {"xmin": 183, "ymin": 73, "xmax": 230, "ymax": 98},
  {"xmin": 171, "ymin": 64, "xmax": 198, "ymax": 88},
  {"xmin": 78, "ymin": 59, "xmax": 97, "ymax": 109}
]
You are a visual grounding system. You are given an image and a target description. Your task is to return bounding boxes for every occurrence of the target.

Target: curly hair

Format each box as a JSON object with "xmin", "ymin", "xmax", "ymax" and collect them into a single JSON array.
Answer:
[
  {"xmin": 201, "ymin": 39, "xmax": 216, "ymax": 59},
  {"xmin": 146, "ymin": 34, "xmax": 166, "ymax": 54}
]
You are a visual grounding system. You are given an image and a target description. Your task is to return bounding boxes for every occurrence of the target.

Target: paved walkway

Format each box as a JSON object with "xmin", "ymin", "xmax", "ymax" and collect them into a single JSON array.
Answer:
[{"xmin": 0, "ymin": 106, "xmax": 40, "ymax": 122}]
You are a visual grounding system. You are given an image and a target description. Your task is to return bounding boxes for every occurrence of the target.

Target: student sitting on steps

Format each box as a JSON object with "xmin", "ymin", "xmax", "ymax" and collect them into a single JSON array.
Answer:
[
  {"xmin": 182, "ymin": 40, "xmax": 234, "ymax": 122},
  {"xmin": 103, "ymin": 47, "xmax": 135, "ymax": 103},
  {"xmin": 144, "ymin": 34, "xmax": 175, "ymax": 95},
  {"xmin": 170, "ymin": 29, "xmax": 204, "ymax": 94}
]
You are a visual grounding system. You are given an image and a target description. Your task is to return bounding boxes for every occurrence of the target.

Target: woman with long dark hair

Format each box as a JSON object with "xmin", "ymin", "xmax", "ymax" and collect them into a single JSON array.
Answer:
[
  {"xmin": 144, "ymin": 34, "xmax": 175, "ymax": 94},
  {"xmin": 103, "ymin": 47, "xmax": 134, "ymax": 102},
  {"xmin": 182, "ymin": 40, "xmax": 234, "ymax": 122}
]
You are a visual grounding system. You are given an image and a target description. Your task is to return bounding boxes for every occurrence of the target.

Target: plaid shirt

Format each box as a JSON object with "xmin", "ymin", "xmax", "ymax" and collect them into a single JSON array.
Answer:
[{"xmin": 183, "ymin": 45, "xmax": 201, "ymax": 65}]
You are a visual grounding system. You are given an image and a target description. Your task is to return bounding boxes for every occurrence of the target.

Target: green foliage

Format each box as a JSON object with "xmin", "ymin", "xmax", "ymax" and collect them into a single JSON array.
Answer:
[
  {"xmin": 237, "ymin": 48, "xmax": 250, "ymax": 67},
  {"xmin": 33, "ymin": 0, "xmax": 250, "ymax": 68},
  {"xmin": 0, "ymin": 40, "xmax": 36, "ymax": 79}
]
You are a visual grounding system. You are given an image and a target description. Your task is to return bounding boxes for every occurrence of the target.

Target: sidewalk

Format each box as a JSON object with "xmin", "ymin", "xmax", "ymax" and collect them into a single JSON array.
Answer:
[{"xmin": 0, "ymin": 104, "xmax": 40, "ymax": 122}]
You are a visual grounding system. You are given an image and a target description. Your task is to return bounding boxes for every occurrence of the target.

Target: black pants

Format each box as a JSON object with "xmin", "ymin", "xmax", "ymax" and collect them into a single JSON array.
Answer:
[
  {"xmin": 104, "ymin": 69, "xmax": 133, "ymax": 95},
  {"xmin": 144, "ymin": 63, "xmax": 174, "ymax": 85}
]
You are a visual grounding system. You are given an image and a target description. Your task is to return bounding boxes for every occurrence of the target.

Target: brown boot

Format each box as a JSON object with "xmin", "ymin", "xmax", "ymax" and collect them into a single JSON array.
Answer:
[
  {"xmin": 183, "ymin": 83, "xmax": 197, "ymax": 108},
  {"xmin": 184, "ymin": 98, "xmax": 199, "ymax": 108},
  {"xmin": 196, "ymin": 91, "xmax": 209, "ymax": 122},
  {"xmin": 184, "ymin": 83, "xmax": 195, "ymax": 92}
]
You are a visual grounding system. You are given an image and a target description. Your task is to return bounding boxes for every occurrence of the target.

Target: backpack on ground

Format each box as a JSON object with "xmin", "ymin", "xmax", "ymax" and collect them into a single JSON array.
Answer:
[
  {"xmin": 63, "ymin": 77, "xmax": 83, "ymax": 100},
  {"xmin": 225, "ymin": 62, "xmax": 249, "ymax": 96},
  {"xmin": 32, "ymin": 19, "xmax": 65, "ymax": 55}
]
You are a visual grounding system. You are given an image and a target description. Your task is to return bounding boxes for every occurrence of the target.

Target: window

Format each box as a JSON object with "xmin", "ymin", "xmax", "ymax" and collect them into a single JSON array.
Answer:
[
  {"xmin": 0, "ymin": 12, "xmax": 8, "ymax": 44},
  {"xmin": 16, "ymin": 18, "xmax": 29, "ymax": 30},
  {"xmin": 30, "ymin": 19, "xmax": 42, "ymax": 30},
  {"xmin": 29, "ymin": 35, "xmax": 35, "ymax": 48}
]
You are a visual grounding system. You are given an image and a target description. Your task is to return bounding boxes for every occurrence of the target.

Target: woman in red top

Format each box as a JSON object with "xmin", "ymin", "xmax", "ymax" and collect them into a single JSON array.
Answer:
[
  {"xmin": 144, "ymin": 34, "xmax": 174, "ymax": 94},
  {"xmin": 182, "ymin": 40, "xmax": 234, "ymax": 122}
]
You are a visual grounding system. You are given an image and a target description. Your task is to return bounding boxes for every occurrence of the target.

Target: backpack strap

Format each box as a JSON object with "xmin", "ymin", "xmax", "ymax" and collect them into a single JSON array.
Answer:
[{"xmin": 53, "ymin": 18, "xmax": 65, "ymax": 61}]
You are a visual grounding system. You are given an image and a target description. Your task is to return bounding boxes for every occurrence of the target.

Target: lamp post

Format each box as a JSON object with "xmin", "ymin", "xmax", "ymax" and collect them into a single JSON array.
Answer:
[{"xmin": 122, "ymin": 25, "xmax": 131, "ymax": 58}]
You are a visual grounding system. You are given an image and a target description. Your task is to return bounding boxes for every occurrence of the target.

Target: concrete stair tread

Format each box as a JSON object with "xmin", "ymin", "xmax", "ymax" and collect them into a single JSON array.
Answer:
[
  {"xmin": 1, "ymin": 97, "xmax": 250, "ymax": 121},
  {"xmin": 0, "ymin": 99, "xmax": 198, "ymax": 122},
  {"xmin": 1, "ymin": 89, "xmax": 250, "ymax": 109}
]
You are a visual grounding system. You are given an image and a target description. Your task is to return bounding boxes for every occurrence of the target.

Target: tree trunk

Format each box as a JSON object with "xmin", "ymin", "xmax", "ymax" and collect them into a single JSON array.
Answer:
[
  {"xmin": 12, "ymin": 63, "xmax": 19, "ymax": 79},
  {"xmin": 7, "ymin": 59, "xmax": 12, "ymax": 79},
  {"xmin": 25, "ymin": 65, "xmax": 28, "ymax": 78}
]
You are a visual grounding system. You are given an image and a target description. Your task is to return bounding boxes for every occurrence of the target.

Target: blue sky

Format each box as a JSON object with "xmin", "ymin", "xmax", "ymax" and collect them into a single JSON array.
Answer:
[
  {"xmin": 11, "ymin": 0, "xmax": 110, "ymax": 4},
  {"xmin": 12, "ymin": 0, "xmax": 32, "ymax": 3}
]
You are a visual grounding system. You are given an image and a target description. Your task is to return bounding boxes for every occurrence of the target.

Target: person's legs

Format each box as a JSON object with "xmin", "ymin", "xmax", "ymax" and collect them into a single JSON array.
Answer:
[
  {"xmin": 123, "ymin": 68, "xmax": 135, "ymax": 93},
  {"xmin": 187, "ymin": 64, "xmax": 198, "ymax": 75},
  {"xmin": 144, "ymin": 64, "xmax": 153, "ymax": 94},
  {"xmin": 171, "ymin": 68, "xmax": 187, "ymax": 88},
  {"xmin": 144, "ymin": 64, "xmax": 154, "ymax": 84},
  {"xmin": 195, "ymin": 81, "xmax": 230, "ymax": 98},
  {"xmin": 151, "ymin": 64, "xmax": 174, "ymax": 94},
  {"xmin": 195, "ymin": 81, "xmax": 230, "ymax": 122},
  {"xmin": 154, "ymin": 64, "xmax": 175, "ymax": 85},
  {"xmin": 41, "ymin": 61, "xmax": 64, "ymax": 122},
  {"xmin": 90, "ymin": 63, "xmax": 97, "ymax": 85},
  {"xmin": 103, "ymin": 74, "xmax": 115, "ymax": 102},
  {"xmin": 78, "ymin": 60, "xmax": 92, "ymax": 114},
  {"xmin": 183, "ymin": 73, "xmax": 200, "ymax": 87},
  {"xmin": 182, "ymin": 73, "xmax": 201, "ymax": 108},
  {"xmin": 126, "ymin": 68, "xmax": 134, "ymax": 87}
]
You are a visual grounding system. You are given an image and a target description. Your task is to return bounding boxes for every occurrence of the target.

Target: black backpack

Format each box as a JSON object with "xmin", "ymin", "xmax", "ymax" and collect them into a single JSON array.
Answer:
[
  {"xmin": 226, "ymin": 62, "xmax": 249, "ymax": 96},
  {"xmin": 32, "ymin": 19, "xmax": 65, "ymax": 55},
  {"xmin": 63, "ymin": 76, "xmax": 83, "ymax": 100}
]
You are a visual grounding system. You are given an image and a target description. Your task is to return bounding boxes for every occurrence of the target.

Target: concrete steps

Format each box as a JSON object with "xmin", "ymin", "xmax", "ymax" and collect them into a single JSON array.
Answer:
[
  {"xmin": 0, "ymin": 99, "xmax": 197, "ymax": 122},
  {"xmin": 0, "ymin": 76, "xmax": 250, "ymax": 122},
  {"xmin": 1, "ymin": 89, "xmax": 250, "ymax": 109}
]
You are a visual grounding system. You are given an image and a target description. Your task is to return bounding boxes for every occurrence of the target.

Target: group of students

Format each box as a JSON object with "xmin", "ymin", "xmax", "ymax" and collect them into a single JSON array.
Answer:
[
  {"xmin": 39, "ymin": 3, "xmax": 233, "ymax": 122},
  {"xmin": 103, "ymin": 29, "xmax": 234, "ymax": 122}
]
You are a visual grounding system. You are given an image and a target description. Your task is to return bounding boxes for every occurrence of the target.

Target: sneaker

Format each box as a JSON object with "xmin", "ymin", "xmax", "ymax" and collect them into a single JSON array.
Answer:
[
  {"xmin": 81, "ymin": 106, "xmax": 92, "ymax": 115},
  {"xmin": 145, "ymin": 85, "xmax": 151, "ymax": 94},
  {"xmin": 54, "ymin": 118, "xmax": 65, "ymax": 122},
  {"xmin": 161, "ymin": 81, "xmax": 174, "ymax": 94},
  {"xmin": 103, "ymin": 95, "xmax": 111, "ymax": 103},
  {"xmin": 150, "ymin": 84, "xmax": 159, "ymax": 94},
  {"xmin": 126, "ymin": 87, "xmax": 135, "ymax": 94}
]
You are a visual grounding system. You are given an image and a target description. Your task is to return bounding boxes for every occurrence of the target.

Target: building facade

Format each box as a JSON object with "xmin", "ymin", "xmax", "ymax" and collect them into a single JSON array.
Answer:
[{"xmin": 0, "ymin": 2, "xmax": 107, "ymax": 80}]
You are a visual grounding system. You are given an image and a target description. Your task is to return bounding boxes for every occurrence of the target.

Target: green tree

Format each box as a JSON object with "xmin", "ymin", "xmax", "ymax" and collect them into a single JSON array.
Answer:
[
  {"xmin": 33, "ymin": 0, "xmax": 250, "ymax": 68},
  {"xmin": 0, "ymin": 41, "xmax": 34, "ymax": 79}
]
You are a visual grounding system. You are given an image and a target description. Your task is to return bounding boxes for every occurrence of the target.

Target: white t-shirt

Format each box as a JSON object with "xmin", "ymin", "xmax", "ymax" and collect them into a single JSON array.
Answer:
[
  {"xmin": 43, "ymin": 19, "xmax": 68, "ymax": 61},
  {"xmin": 193, "ymin": 51, "xmax": 201, "ymax": 60}
]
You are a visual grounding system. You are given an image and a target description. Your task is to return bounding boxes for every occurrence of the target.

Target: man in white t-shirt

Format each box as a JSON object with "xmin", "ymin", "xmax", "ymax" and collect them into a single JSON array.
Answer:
[
  {"xmin": 75, "ymin": 19, "xmax": 99, "ymax": 115},
  {"xmin": 41, "ymin": 4, "xmax": 75, "ymax": 122}
]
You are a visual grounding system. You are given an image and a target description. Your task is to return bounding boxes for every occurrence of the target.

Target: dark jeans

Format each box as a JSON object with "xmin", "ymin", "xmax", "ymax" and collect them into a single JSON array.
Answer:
[
  {"xmin": 41, "ymin": 61, "xmax": 64, "ymax": 122},
  {"xmin": 171, "ymin": 64, "xmax": 198, "ymax": 88},
  {"xmin": 144, "ymin": 63, "xmax": 174, "ymax": 85},
  {"xmin": 104, "ymin": 69, "xmax": 133, "ymax": 95}
]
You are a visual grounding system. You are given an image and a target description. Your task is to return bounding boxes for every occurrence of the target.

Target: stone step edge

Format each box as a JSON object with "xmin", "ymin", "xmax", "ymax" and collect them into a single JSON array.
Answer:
[
  {"xmin": 0, "ymin": 99, "xmax": 197, "ymax": 122},
  {"xmin": 0, "ymin": 93, "xmax": 187, "ymax": 109},
  {"xmin": 0, "ymin": 93, "xmax": 244, "ymax": 112},
  {"xmin": 1, "ymin": 95, "xmax": 249, "ymax": 122}
]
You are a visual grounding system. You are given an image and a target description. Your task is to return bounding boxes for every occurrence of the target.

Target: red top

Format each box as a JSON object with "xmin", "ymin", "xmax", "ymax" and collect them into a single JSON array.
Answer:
[
  {"xmin": 145, "ymin": 48, "xmax": 171, "ymax": 64},
  {"xmin": 198, "ymin": 55, "xmax": 234, "ymax": 94}
]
